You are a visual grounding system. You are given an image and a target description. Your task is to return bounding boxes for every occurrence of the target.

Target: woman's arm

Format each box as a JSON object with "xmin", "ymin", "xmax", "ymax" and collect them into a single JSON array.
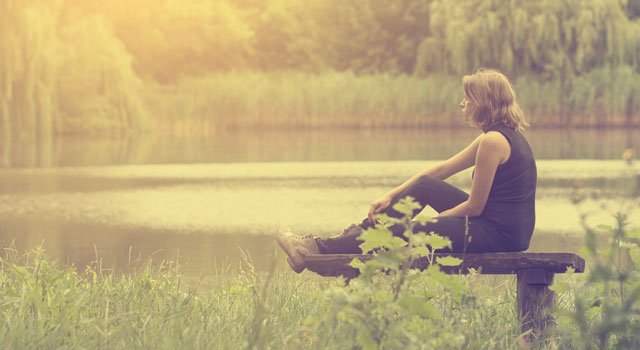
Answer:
[
  {"xmin": 367, "ymin": 134, "xmax": 483, "ymax": 223},
  {"xmin": 438, "ymin": 131, "xmax": 510, "ymax": 217}
]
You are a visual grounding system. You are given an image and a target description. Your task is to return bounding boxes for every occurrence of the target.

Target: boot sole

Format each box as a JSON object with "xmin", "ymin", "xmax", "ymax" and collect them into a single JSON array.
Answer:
[{"xmin": 276, "ymin": 236, "xmax": 305, "ymax": 273}]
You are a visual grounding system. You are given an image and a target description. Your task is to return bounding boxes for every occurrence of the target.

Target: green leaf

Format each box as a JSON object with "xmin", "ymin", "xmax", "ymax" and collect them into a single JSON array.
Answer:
[
  {"xmin": 411, "ymin": 246, "xmax": 431, "ymax": 259},
  {"xmin": 424, "ymin": 265, "xmax": 449, "ymax": 283},
  {"xmin": 437, "ymin": 256, "xmax": 463, "ymax": 267},
  {"xmin": 358, "ymin": 227, "xmax": 407, "ymax": 253},
  {"xmin": 410, "ymin": 231, "xmax": 430, "ymax": 246},
  {"xmin": 370, "ymin": 251, "xmax": 403, "ymax": 271},
  {"xmin": 392, "ymin": 196, "xmax": 422, "ymax": 216},
  {"xmin": 348, "ymin": 258, "xmax": 365, "ymax": 272},
  {"xmin": 374, "ymin": 213, "xmax": 401, "ymax": 226},
  {"xmin": 423, "ymin": 233, "xmax": 452, "ymax": 251},
  {"xmin": 415, "ymin": 214, "xmax": 433, "ymax": 226},
  {"xmin": 363, "ymin": 259, "xmax": 396, "ymax": 273}
]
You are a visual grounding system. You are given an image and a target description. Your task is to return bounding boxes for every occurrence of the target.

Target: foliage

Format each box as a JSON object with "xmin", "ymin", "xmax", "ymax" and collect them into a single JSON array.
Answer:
[
  {"xmin": 418, "ymin": 0, "xmax": 638, "ymax": 77},
  {"xmin": 150, "ymin": 69, "xmax": 640, "ymax": 129},
  {"xmin": 147, "ymin": 72, "xmax": 463, "ymax": 129},
  {"xmin": 314, "ymin": 197, "xmax": 513, "ymax": 349},
  {"xmin": 0, "ymin": 0, "xmax": 149, "ymax": 137},
  {"xmin": 0, "ymin": 246, "xmax": 334, "ymax": 349},
  {"xmin": 1, "ymin": 197, "xmax": 640, "ymax": 348},
  {"xmin": 552, "ymin": 210, "xmax": 640, "ymax": 349},
  {"xmin": 3, "ymin": 0, "xmax": 640, "ymax": 135},
  {"xmin": 53, "ymin": 0, "xmax": 640, "ymax": 80}
]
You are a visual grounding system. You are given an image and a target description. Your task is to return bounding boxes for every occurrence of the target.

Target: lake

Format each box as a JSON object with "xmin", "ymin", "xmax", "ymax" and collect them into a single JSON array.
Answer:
[{"xmin": 0, "ymin": 128, "xmax": 638, "ymax": 274}]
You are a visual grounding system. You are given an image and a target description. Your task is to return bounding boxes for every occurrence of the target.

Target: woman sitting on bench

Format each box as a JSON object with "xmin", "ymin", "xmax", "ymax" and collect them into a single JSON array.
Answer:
[{"xmin": 277, "ymin": 69, "xmax": 537, "ymax": 273}]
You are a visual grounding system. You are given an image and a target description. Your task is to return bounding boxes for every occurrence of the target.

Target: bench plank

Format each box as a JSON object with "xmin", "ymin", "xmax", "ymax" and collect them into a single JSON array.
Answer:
[{"xmin": 305, "ymin": 252, "xmax": 585, "ymax": 278}]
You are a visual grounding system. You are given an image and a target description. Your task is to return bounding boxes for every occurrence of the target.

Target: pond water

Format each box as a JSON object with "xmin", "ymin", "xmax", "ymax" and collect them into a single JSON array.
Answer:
[{"xmin": 0, "ymin": 128, "xmax": 638, "ymax": 274}]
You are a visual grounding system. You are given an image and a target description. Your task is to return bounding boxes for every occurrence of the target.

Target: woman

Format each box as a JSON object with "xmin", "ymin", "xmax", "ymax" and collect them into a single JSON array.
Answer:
[{"xmin": 277, "ymin": 69, "xmax": 537, "ymax": 273}]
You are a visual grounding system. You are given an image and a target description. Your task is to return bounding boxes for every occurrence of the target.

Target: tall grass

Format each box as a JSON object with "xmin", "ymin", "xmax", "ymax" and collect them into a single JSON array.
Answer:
[
  {"xmin": 2, "ymin": 221, "xmax": 638, "ymax": 349},
  {"xmin": 0, "ymin": 247, "xmax": 333, "ymax": 349},
  {"xmin": 0, "ymin": 246, "xmax": 530, "ymax": 349},
  {"xmin": 148, "ymin": 68, "xmax": 640, "ymax": 131},
  {"xmin": 148, "ymin": 71, "xmax": 462, "ymax": 131}
]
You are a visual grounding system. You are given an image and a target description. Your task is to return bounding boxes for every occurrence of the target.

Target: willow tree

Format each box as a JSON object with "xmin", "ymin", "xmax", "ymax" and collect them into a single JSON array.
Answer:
[
  {"xmin": 56, "ymin": 15, "xmax": 149, "ymax": 134},
  {"xmin": 415, "ymin": 0, "xmax": 639, "ymax": 125},
  {"xmin": 0, "ymin": 0, "xmax": 150, "ymax": 138},
  {"xmin": 417, "ymin": 0, "xmax": 633, "ymax": 75},
  {"xmin": 67, "ymin": 0, "xmax": 254, "ymax": 83},
  {"xmin": 0, "ymin": 0, "xmax": 61, "ymax": 140}
]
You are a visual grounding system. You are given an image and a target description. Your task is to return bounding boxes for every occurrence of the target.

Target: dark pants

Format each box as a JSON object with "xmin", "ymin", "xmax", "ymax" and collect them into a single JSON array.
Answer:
[{"xmin": 315, "ymin": 175, "xmax": 521, "ymax": 254}]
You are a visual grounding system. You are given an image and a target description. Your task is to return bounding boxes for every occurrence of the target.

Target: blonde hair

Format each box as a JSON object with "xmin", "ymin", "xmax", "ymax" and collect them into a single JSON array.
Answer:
[{"xmin": 462, "ymin": 69, "xmax": 529, "ymax": 132}]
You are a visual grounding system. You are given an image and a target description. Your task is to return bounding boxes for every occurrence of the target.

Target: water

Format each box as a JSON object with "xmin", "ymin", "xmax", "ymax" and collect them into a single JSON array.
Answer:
[
  {"xmin": 2, "ymin": 128, "xmax": 638, "ymax": 167},
  {"xmin": 0, "ymin": 128, "xmax": 638, "ymax": 274}
]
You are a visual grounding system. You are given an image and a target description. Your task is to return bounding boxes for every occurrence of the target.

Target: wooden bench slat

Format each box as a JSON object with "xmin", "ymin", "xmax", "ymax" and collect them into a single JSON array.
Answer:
[{"xmin": 305, "ymin": 252, "xmax": 585, "ymax": 278}]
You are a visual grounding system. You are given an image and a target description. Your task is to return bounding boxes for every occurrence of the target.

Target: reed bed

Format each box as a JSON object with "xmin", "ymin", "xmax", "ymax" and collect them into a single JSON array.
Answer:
[{"xmin": 149, "ymin": 68, "xmax": 640, "ymax": 131}]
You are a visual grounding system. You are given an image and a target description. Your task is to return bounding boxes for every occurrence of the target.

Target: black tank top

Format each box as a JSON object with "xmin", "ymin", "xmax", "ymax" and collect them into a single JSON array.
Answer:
[{"xmin": 480, "ymin": 123, "xmax": 537, "ymax": 250}]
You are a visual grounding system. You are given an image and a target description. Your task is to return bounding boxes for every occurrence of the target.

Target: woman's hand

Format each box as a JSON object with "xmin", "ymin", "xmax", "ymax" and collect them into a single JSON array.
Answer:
[{"xmin": 368, "ymin": 194, "xmax": 393, "ymax": 224}]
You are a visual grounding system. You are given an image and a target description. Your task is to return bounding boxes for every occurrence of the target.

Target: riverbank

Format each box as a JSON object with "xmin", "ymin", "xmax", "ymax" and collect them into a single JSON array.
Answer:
[
  {"xmin": 0, "ymin": 231, "xmax": 637, "ymax": 349},
  {"xmin": 0, "ymin": 246, "xmax": 551, "ymax": 349},
  {"xmin": 148, "ymin": 70, "xmax": 640, "ymax": 131}
]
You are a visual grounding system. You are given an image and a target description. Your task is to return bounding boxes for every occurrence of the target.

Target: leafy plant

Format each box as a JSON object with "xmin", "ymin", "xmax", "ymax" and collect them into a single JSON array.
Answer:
[
  {"xmin": 553, "ymin": 210, "xmax": 640, "ymax": 349},
  {"xmin": 320, "ymin": 196, "xmax": 471, "ymax": 349}
]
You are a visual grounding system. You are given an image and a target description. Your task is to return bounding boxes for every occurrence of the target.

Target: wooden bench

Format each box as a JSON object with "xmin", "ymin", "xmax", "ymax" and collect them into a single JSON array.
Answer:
[{"xmin": 305, "ymin": 252, "xmax": 586, "ymax": 338}]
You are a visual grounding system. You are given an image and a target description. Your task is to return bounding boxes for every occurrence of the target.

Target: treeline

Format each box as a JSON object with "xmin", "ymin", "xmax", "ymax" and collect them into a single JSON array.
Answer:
[
  {"xmin": 0, "ymin": 0, "xmax": 148, "ymax": 139},
  {"xmin": 68, "ymin": 0, "xmax": 640, "ymax": 80},
  {"xmin": 2, "ymin": 0, "xmax": 640, "ymax": 136}
]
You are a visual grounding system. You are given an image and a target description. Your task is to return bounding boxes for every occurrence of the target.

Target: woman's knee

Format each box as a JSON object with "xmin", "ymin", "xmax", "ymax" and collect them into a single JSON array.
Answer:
[
  {"xmin": 412, "ymin": 174, "xmax": 442, "ymax": 191},
  {"xmin": 393, "ymin": 175, "xmax": 442, "ymax": 207}
]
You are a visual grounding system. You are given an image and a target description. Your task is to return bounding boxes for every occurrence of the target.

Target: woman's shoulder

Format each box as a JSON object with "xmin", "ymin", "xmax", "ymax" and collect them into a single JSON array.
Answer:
[
  {"xmin": 478, "ymin": 131, "xmax": 511, "ymax": 164},
  {"xmin": 480, "ymin": 130, "xmax": 510, "ymax": 148}
]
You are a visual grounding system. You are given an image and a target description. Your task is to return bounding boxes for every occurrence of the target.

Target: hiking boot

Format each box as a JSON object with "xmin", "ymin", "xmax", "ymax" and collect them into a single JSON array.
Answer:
[
  {"xmin": 329, "ymin": 223, "xmax": 364, "ymax": 238},
  {"xmin": 341, "ymin": 223, "xmax": 364, "ymax": 236},
  {"xmin": 276, "ymin": 225, "xmax": 320, "ymax": 273}
]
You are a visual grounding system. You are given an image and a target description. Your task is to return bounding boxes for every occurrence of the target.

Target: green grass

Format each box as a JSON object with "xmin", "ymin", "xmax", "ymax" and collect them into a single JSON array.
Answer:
[
  {"xmin": 1, "ymin": 201, "xmax": 639, "ymax": 348},
  {"xmin": 148, "ymin": 68, "xmax": 640, "ymax": 131},
  {"xmin": 0, "ymin": 247, "xmax": 333, "ymax": 349},
  {"xmin": 0, "ymin": 246, "xmax": 528, "ymax": 349}
]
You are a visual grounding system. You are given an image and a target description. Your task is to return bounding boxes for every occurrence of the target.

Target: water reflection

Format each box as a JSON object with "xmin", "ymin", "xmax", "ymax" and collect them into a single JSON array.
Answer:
[
  {"xmin": 0, "ymin": 128, "xmax": 638, "ymax": 273},
  {"xmin": 0, "ymin": 220, "xmax": 277, "ymax": 274},
  {"xmin": 0, "ymin": 160, "xmax": 637, "ymax": 273},
  {"xmin": 0, "ymin": 219, "xmax": 596, "ymax": 275},
  {"xmin": 1, "ymin": 128, "xmax": 638, "ymax": 167}
]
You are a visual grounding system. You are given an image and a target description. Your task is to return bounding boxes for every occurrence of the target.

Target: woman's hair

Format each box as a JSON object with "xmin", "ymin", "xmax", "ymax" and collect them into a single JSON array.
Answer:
[{"xmin": 462, "ymin": 69, "xmax": 529, "ymax": 132}]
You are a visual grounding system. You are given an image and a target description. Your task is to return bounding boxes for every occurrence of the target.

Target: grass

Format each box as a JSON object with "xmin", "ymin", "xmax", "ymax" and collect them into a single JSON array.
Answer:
[
  {"xmin": 8, "ymin": 67, "xmax": 640, "ymax": 137},
  {"xmin": 0, "ymin": 246, "xmax": 532, "ymax": 349},
  {"xmin": 147, "ymin": 68, "xmax": 640, "ymax": 131},
  {"xmin": 0, "ymin": 246, "xmax": 332, "ymax": 349}
]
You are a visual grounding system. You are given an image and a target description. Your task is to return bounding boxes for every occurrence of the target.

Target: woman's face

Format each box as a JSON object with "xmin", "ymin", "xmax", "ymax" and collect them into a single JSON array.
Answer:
[
  {"xmin": 460, "ymin": 96, "xmax": 475, "ymax": 127},
  {"xmin": 459, "ymin": 97, "xmax": 468, "ymax": 113}
]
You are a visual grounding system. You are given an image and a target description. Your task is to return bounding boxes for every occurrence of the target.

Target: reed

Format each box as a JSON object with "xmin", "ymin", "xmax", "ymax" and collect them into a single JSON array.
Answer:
[{"xmin": 149, "ymin": 69, "xmax": 640, "ymax": 131}]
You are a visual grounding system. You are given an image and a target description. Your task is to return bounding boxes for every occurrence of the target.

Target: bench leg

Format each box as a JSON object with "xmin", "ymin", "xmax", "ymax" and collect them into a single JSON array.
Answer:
[{"xmin": 517, "ymin": 269, "xmax": 555, "ymax": 341}]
